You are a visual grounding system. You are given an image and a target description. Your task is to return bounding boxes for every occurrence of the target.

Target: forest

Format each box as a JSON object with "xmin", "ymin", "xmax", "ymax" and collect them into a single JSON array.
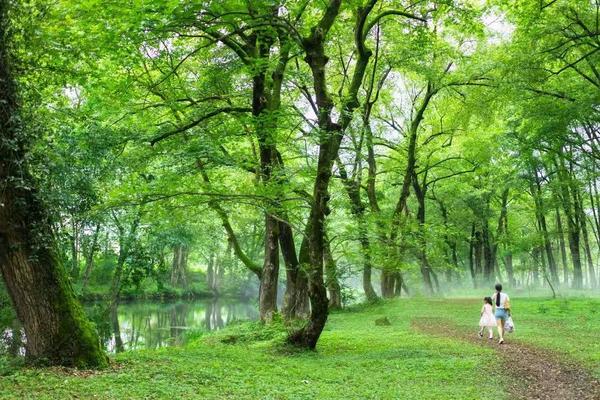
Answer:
[{"xmin": 0, "ymin": 0, "xmax": 599, "ymax": 399}]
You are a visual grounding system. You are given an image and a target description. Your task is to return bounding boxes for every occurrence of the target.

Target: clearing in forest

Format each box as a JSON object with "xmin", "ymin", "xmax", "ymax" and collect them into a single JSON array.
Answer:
[{"xmin": 1, "ymin": 297, "xmax": 598, "ymax": 400}]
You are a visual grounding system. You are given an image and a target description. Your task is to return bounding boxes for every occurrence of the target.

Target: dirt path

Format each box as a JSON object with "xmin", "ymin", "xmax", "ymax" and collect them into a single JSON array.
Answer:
[{"xmin": 412, "ymin": 318, "xmax": 600, "ymax": 400}]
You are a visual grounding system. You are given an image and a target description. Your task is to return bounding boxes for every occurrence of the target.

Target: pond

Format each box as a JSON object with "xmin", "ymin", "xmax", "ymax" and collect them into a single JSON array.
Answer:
[{"xmin": 1, "ymin": 298, "xmax": 259, "ymax": 356}]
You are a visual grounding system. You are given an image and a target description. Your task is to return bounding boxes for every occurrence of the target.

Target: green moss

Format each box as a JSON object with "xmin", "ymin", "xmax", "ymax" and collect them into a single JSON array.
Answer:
[{"xmin": 37, "ymin": 248, "xmax": 108, "ymax": 369}]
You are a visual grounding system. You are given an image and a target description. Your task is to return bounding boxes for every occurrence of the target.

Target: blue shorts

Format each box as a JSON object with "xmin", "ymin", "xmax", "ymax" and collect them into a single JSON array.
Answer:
[{"xmin": 495, "ymin": 308, "xmax": 508, "ymax": 321}]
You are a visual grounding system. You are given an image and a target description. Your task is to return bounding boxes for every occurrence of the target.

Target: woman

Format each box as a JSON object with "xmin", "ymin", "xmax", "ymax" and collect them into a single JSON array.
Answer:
[{"xmin": 492, "ymin": 283, "xmax": 510, "ymax": 344}]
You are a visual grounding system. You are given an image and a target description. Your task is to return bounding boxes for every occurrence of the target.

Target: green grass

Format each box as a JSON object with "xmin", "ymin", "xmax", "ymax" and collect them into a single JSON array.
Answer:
[
  {"xmin": 0, "ymin": 296, "xmax": 597, "ymax": 399},
  {"xmin": 434, "ymin": 296, "xmax": 600, "ymax": 378}
]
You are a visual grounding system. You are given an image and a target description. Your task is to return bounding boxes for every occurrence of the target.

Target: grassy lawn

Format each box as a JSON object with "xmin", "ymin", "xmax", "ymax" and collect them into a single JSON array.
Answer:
[{"xmin": 0, "ymin": 296, "xmax": 597, "ymax": 399}]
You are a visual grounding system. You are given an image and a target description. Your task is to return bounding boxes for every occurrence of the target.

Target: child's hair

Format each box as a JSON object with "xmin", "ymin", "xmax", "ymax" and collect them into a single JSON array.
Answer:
[{"xmin": 484, "ymin": 296, "xmax": 493, "ymax": 305}]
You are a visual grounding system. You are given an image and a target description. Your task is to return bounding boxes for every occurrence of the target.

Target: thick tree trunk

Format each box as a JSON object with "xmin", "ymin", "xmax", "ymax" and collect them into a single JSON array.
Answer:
[
  {"xmin": 259, "ymin": 214, "xmax": 280, "ymax": 322},
  {"xmin": 0, "ymin": 2, "xmax": 106, "ymax": 367},
  {"xmin": 288, "ymin": 149, "xmax": 335, "ymax": 347}
]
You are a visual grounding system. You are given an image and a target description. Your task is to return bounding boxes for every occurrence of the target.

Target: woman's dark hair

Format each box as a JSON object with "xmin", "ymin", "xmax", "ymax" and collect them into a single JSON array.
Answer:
[
  {"xmin": 484, "ymin": 297, "xmax": 493, "ymax": 305},
  {"xmin": 495, "ymin": 283, "xmax": 502, "ymax": 306}
]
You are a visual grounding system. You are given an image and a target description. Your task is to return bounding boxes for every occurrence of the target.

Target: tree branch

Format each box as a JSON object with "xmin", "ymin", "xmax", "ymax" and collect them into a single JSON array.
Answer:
[{"xmin": 150, "ymin": 107, "xmax": 251, "ymax": 145}]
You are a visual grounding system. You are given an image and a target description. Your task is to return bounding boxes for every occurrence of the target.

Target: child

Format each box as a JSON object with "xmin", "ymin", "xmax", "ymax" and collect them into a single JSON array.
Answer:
[{"xmin": 478, "ymin": 297, "xmax": 496, "ymax": 339}]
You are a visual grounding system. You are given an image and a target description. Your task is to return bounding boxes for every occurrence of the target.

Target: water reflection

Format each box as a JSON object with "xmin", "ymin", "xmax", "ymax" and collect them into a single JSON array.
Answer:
[
  {"xmin": 101, "ymin": 299, "xmax": 258, "ymax": 353},
  {"xmin": 1, "ymin": 299, "xmax": 258, "ymax": 356}
]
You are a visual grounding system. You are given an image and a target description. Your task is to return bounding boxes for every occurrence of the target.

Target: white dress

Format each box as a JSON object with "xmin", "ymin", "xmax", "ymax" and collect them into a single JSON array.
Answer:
[{"xmin": 479, "ymin": 304, "xmax": 497, "ymax": 327}]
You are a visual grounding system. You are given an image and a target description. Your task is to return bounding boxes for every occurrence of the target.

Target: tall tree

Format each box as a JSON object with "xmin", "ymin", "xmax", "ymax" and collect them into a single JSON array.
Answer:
[{"xmin": 0, "ymin": 0, "xmax": 106, "ymax": 368}]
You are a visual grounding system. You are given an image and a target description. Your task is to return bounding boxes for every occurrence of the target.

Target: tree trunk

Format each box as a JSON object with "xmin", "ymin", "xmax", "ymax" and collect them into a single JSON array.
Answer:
[
  {"xmin": 532, "ymin": 248, "xmax": 540, "ymax": 286},
  {"xmin": 504, "ymin": 253, "xmax": 515, "ymax": 287},
  {"xmin": 110, "ymin": 212, "xmax": 140, "ymax": 303},
  {"xmin": 588, "ymin": 178, "xmax": 600, "ymax": 248},
  {"xmin": 280, "ymin": 221, "xmax": 309, "ymax": 319},
  {"xmin": 413, "ymin": 181, "xmax": 434, "ymax": 294},
  {"xmin": 531, "ymin": 168, "xmax": 559, "ymax": 284},
  {"xmin": 337, "ymin": 159, "xmax": 378, "ymax": 301},
  {"xmin": 437, "ymin": 199, "xmax": 460, "ymax": 282},
  {"xmin": 473, "ymin": 228, "xmax": 483, "ymax": 285},
  {"xmin": 323, "ymin": 232, "xmax": 342, "ymax": 309},
  {"xmin": 259, "ymin": 214, "xmax": 280, "ymax": 322},
  {"xmin": 0, "ymin": 1, "xmax": 106, "ymax": 367},
  {"xmin": 555, "ymin": 208, "xmax": 570, "ymax": 286},
  {"xmin": 498, "ymin": 195, "xmax": 515, "ymax": 287},
  {"xmin": 574, "ymin": 189, "xmax": 597, "ymax": 288},
  {"xmin": 82, "ymin": 222, "xmax": 101, "ymax": 291},
  {"xmin": 170, "ymin": 244, "xmax": 188, "ymax": 288},
  {"xmin": 70, "ymin": 220, "xmax": 80, "ymax": 279},
  {"xmin": 394, "ymin": 273, "xmax": 404, "ymax": 297},
  {"xmin": 207, "ymin": 252, "xmax": 217, "ymax": 295},
  {"xmin": 580, "ymin": 213, "xmax": 598, "ymax": 288},
  {"xmin": 469, "ymin": 224, "xmax": 477, "ymax": 288},
  {"xmin": 553, "ymin": 155, "xmax": 583, "ymax": 288},
  {"xmin": 482, "ymin": 222, "xmax": 494, "ymax": 284},
  {"xmin": 288, "ymin": 1, "xmax": 376, "ymax": 348},
  {"xmin": 380, "ymin": 270, "xmax": 395, "ymax": 298}
]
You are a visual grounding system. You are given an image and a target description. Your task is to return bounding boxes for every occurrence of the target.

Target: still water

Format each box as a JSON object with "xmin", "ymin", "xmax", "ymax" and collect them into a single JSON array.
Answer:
[{"xmin": 1, "ymin": 298, "xmax": 259, "ymax": 356}]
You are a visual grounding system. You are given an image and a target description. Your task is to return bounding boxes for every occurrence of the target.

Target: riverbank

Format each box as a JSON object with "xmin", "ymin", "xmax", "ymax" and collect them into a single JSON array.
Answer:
[{"xmin": 1, "ymin": 296, "xmax": 598, "ymax": 399}]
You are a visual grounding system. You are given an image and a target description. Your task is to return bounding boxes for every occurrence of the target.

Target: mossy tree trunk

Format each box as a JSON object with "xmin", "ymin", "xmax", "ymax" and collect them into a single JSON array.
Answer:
[{"xmin": 0, "ymin": 0, "xmax": 106, "ymax": 367}]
